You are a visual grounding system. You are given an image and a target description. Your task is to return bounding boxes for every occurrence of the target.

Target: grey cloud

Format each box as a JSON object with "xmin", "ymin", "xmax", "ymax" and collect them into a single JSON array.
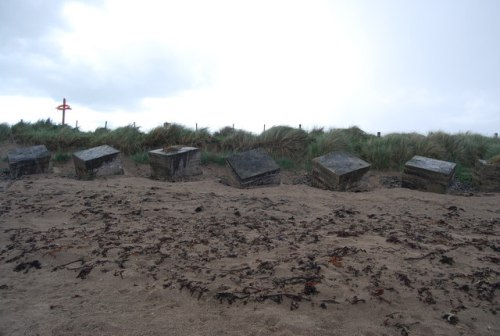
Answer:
[
  {"xmin": 0, "ymin": 0, "xmax": 198, "ymax": 109},
  {"xmin": 354, "ymin": 0, "xmax": 500, "ymax": 91},
  {"xmin": 52, "ymin": 53, "xmax": 194, "ymax": 109},
  {"xmin": 0, "ymin": 0, "xmax": 67, "ymax": 43}
]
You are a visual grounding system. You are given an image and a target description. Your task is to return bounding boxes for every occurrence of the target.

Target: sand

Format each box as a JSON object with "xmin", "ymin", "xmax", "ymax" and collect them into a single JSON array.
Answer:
[{"xmin": 0, "ymin": 145, "xmax": 499, "ymax": 336}]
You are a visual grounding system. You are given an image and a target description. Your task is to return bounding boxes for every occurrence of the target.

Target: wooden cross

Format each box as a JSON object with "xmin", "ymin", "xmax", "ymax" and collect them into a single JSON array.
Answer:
[{"xmin": 56, "ymin": 98, "xmax": 72, "ymax": 125}]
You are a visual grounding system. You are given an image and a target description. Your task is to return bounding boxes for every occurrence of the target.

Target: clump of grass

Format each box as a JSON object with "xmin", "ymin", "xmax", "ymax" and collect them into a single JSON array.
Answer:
[
  {"xmin": 213, "ymin": 126, "xmax": 236, "ymax": 138},
  {"xmin": 11, "ymin": 119, "xmax": 91, "ymax": 150},
  {"xmin": 53, "ymin": 151, "xmax": 71, "ymax": 163},
  {"xmin": 384, "ymin": 133, "xmax": 426, "ymax": 169},
  {"xmin": 0, "ymin": 123, "xmax": 11, "ymax": 141},
  {"xmin": 91, "ymin": 125, "xmax": 144, "ymax": 155},
  {"xmin": 218, "ymin": 129, "xmax": 256, "ymax": 152},
  {"xmin": 485, "ymin": 142, "xmax": 500, "ymax": 160},
  {"xmin": 309, "ymin": 129, "xmax": 357, "ymax": 158},
  {"xmin": 143, "ymin": 124, "xmax": 211, "ymax": 149},
  {"xmin": 183, "ymin": 127, "xmax": 213, "ymax": 148},
  {"xmin": 201, "ymin": 151, "xmax": 228, "ymax": 166},
  {"xmin": 427, "ymin": 131, "xmax": 465, "ymax": 163},
  {"xmin": 258, "ymin": 126, "xmax": 312, "ymax": 160},
  {"xmin": 275, "ymin": 158, "xmax": 297, "ymax": 171},
  {"xmin": 455, "ymin": 163, "xmax": 473, "ymax": 183},
  {"xmin": 488, "ymin": 154, "xmax": 500, "ymax": 165},
  {"xmin": 359, "ymin": 132, "xmax": 444, "ymax": 170},
  {"xmin": 360, "ymin": 137, "xmax": 393, "ymax": 170},
  {"xmin": 308, "ymin": 126, "xmax": 374, "ymax": 164},
  {"xmin": 130, "ymin": 151, "xmax": 150, "ymax": 164}
]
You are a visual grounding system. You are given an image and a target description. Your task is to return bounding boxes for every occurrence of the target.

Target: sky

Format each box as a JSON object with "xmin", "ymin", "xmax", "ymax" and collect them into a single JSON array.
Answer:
[{"xmin": 0, "ymin": 0, "xmax": 499, "ymax": 135}]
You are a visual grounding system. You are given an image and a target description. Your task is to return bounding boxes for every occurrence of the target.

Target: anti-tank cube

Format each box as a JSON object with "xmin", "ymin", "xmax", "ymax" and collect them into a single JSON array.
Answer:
[
  {"xmin": 311, "ymin": 151, "xmax": 370, "ymax": 191},
  {"xmin": 226, "ymin": 148, "xmax": 280, "ymax": 188},
  {"xmin": 8, "ymin": 145, "xmax": 51, "ymax": 178},
  {"xmin": 149, "ymin": 146, "xmax": 202, "ymax": 180},
  {"xmin": 73, "ymin": 145, "xmax": 123, "ymax": 179},
  {"xmin": 402, "ymin": 155, "xmax": 456, "ymax": 193}
]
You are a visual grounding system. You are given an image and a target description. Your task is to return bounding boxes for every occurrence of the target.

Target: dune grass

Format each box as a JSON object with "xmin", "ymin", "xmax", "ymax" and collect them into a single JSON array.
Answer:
[
  {"xmin": 130, "ymin": 151, "xmax": 150, "ymax": 164},
  {"xmin": 53, "ymin": 151, "xmax": 72, "ymax": 163},
  {"xmin": 0, "ymin": 123, "xmax": 11, "ymax": 141},
  {"xmin": 201, "ymin": 151, "xmax": 228, "ymax": 166},
  {"xmin": 488, "ymin": 154, "xmax": 500, "ymax": 165},
  {"xmin": 3, "ymin": 119, "xmax": 500, "ymax": 180}
]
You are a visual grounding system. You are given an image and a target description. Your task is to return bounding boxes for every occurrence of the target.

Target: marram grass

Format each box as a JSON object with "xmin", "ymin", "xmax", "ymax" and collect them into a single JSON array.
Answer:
[{"xmin": 4, "ymin": 119, "xmax": 500, "ymax": 178}]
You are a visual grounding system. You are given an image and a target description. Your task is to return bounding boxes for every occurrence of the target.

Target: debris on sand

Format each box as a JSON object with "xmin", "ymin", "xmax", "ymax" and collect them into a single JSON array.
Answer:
[
  {"xmin": 13, "ymin": 260, "xmax": 41, "ymax": 273},
  {"xmin": 1, "ymin": 165, "xmax": 499, "ymax": 336}
]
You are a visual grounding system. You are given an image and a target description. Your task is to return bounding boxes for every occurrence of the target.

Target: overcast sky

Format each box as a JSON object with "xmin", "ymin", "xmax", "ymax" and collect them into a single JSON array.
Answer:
[{"xmin": 1, "ymin": 0, "xmax": 499, "ymax": 135}]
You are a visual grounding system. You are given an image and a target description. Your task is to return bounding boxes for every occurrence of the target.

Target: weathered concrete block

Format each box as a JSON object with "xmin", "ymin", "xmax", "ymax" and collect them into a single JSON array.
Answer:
[
  {"xmin": 8, "ymin": 145, "xmax": 51, "ymax": 178},
  {"xmin": 73, "ymin": 145, "xmax": 123, "ymax": 179},
  {"xmin": 149, "ymin": 146, "xmax": 202, "ymax": 180},
  {"xmin": 402, "ymin": 155, "xmax": 456, "ymax": 193},
  {"xmin": 311, "ymin": 151, "xmax": 370, "ymax": 191},
  {"xmin": 473, "ymin": 159, "xmax": 500, "ymax": 192},
  {"xmin": 226, "ymin": 148, "xmax": 280, "ymax": 188}
]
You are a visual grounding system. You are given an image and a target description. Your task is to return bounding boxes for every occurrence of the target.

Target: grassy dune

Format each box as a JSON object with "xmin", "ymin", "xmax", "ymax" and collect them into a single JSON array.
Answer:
[{"xmin": 1, "ymin": 119, "xmax": 499, "ymax": 181}]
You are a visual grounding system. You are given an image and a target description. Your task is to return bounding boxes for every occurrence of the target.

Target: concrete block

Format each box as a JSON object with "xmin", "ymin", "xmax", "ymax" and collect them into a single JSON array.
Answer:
[
  {"xmin": 226, "ymin": 148, "xmax": 280, "ymax": 188},
  {"xmin": 402, "ymin": 155, "xmax": 456, "ymax": 193},
  {"xmin": 473, "ymin": 159, "xmax": 500, "ymax": 192},
  {"xmin": 149, "ymin": 146, "xmax": 202, "ymax": 180},
  {"xmin": 73, "ymin": 145, "xmax": 123, "ymax": 179},
  {"xmin": 8, "ymin": 145, "xmax": 51, "ymax": 178},
  {"xmin": 311, "ymin": 151, "xmax": 370, "ymax": 191}
]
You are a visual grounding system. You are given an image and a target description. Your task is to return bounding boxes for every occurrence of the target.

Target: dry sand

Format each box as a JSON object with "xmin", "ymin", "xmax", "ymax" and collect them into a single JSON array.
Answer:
[{"xmin": 0, "ymin": 145, "xmax": 499, "ymax": 336}]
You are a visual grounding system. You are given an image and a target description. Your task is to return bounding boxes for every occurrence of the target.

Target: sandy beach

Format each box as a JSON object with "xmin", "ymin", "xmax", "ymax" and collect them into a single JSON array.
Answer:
[{"xmin": 0, "ymin": 146, "xmax": 499, "ymax": 336}]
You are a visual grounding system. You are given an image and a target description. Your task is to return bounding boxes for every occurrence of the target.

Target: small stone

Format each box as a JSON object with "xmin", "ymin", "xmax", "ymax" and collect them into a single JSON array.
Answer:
[
  {"xmin": 439, "ymin": 255, "xmax": 454, "ymax": 265},
  {"xmin": 442, "ymin": 313, "xmax": 459, "ymax": 325}
]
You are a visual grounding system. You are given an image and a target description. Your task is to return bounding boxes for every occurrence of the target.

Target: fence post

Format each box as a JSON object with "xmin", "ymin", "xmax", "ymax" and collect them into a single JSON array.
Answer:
[
  {"xmin": 75, "ymin": 120, "xmax": 78, "ymax": 129},
  {"xmin": 196, "ymin": 123, "xmax": 198, "ymax": 131},
  {"xmin": 105, "ymin": 121, "xmax": 107, "ymax": 130},
  {"xmin": 264, "ymin": 124, "xmax": 266, "ymax": 132}
]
